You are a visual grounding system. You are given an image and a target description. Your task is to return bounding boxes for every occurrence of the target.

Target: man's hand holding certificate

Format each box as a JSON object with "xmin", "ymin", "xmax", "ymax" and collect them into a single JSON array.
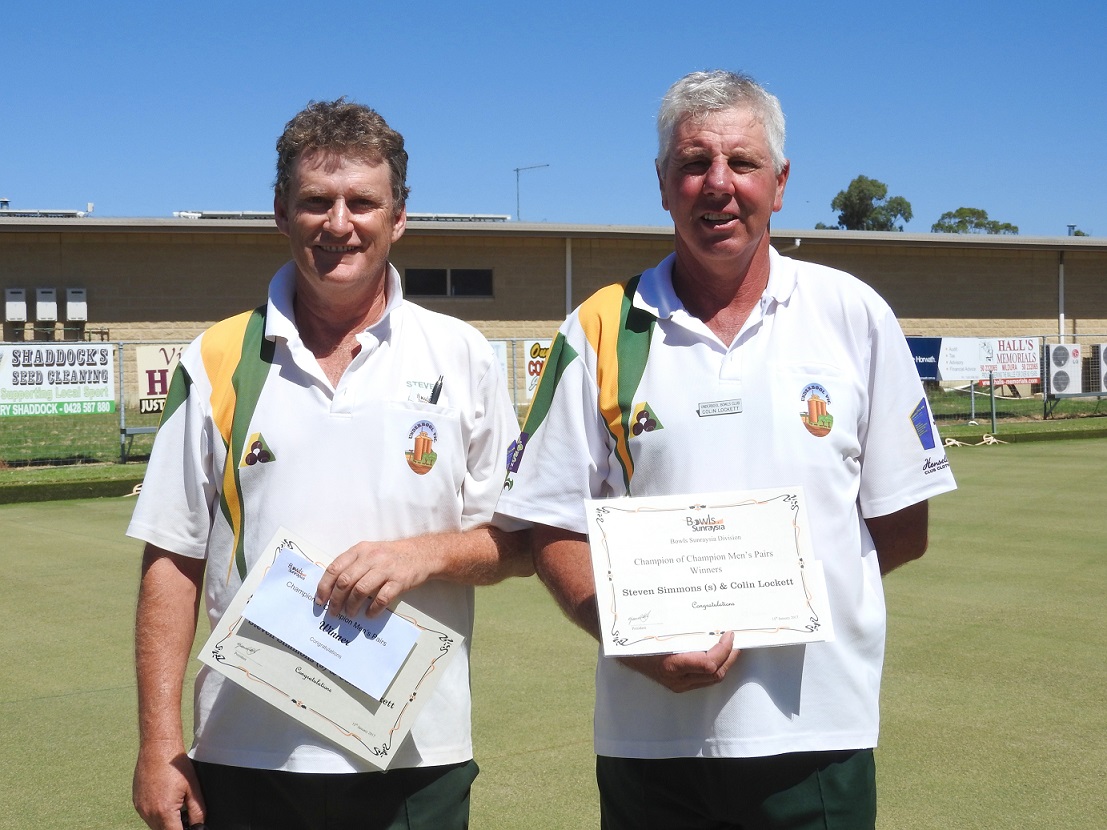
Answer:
[
  {"xmin": 199, "ymin": 529, "xmax": 462, "ymax": 769},
  {"xmin": 241, "ymin": 548, "xmax": 420, "ymax": 700},
  {"xmin": 585, "ymin": 487, "xmax": 834, "ymax": 656}
]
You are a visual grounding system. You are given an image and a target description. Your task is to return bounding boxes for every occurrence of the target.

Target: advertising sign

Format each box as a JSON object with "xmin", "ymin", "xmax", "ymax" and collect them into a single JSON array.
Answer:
[
  {"xmin": 938, "ymin": 337, "xmax": 1039, "ymax": 383},
  {"xmin": 906, "ymin": 337, "xmax": 942, "ymax": 381},
  {"xmin": 135, "ymin": 344, "xmax": 187, "ymax": 414},
  {"xmin": 937, "ymin": 338, "xmax": 982, "ymax": 381},
  {"xmin": 0, "ymin": 343, "xmax": 116, "ymax": 416},
  {"xmin": 523, "ymin": 339, "xmax": 551, "ymax": 401},
  {"xmin": 978, "ymin": 337, "xmax": 1040, "ymax": 383}
]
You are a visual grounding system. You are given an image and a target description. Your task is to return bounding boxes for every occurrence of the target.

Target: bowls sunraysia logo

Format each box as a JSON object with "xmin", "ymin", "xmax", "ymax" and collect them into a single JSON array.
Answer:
[
  {"xmin": 799, "ymin": 383, "xmax": 833, "ymax": 437},
  {"xmin": 405, "ymin": 420, "xmax": 438, "ymax": 475}
]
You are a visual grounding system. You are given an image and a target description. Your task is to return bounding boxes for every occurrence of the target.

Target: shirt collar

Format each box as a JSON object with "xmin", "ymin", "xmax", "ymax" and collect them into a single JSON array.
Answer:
[
  {"xmin": 764, "ymin": 245, "xmax": 798, "ymax": 308},
  {"xmin": 265, "ymin": 261, "xmax": 404, "ymax": 343},
  {"xmin": 633, "ymin": 246, "xmax": 799, "ymax": 320}
]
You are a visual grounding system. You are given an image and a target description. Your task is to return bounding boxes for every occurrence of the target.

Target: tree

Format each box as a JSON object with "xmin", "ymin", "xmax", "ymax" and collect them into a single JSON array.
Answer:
[
  {"xmin": 820, "ymin": 175, "xmax": 913, "ymax": 231},
  {"xmin": 931, "ymin": 207, "xmax": 1018, "ymax": 235}
]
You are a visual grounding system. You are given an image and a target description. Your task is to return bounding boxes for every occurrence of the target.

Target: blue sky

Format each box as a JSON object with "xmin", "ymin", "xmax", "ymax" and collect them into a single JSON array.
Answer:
[{"xmin": 3, "ymin": 1, "xmax": 1104, "ymax": 236}]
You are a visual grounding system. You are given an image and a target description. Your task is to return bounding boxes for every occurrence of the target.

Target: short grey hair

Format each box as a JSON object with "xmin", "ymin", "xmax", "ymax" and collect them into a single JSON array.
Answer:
[{"xmin": 656, "ymin": 70, "xmax": 787, "ymax": 175}]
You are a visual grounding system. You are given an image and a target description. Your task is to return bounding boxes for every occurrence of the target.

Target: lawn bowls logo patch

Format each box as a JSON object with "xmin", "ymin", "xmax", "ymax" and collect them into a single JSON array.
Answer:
[
  {"xmin": 630, "ymin": 402, "xmax": 664, "ymax": 436},
  {"xmin": 799, "ymin": 383, "xmax": 833, "ymax": 437},
  {"xmin": 240, "ymin": 433, "xmax": 276, "ymax": 467},
  {"xmin": 406, "ymin": 420, "xmax": 438, "ymax": 475}
]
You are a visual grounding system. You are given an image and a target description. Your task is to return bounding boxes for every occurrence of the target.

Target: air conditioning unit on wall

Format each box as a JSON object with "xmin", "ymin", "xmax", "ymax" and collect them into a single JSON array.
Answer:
[
  {"xmin": 4, "ymin": 288, "xmax": 27, "ymax": 322},
  {"xmin": 1043, "ymin": 344, "xmax": 1082, "ymax": 396},
  {"xmin": 1091, "ymin": 344, "xmax": 1107, "ymax": 394}
]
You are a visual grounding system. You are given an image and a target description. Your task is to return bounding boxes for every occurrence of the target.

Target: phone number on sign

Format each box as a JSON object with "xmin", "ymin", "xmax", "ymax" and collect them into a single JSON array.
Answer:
[{"xmin": 0, "ymin": 400, "xmax": 114, "ymax": 416}]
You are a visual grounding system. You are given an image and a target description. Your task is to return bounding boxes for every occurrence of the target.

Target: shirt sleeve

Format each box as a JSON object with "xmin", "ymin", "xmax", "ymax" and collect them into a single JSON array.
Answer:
[
  {"xmin": 459, "ymin": 343, "xmax": 519, "ymax": 531},
  {"xmin": 495, "ymin": 325, "xmax": 614, "ymax": 535},
  {"xmin": 125, "ymin": 343, "xmax": 222, "ymax": 558},
  {"xmin": 857, "ymin": 307, "xmax": 957, "ymax": 518}
]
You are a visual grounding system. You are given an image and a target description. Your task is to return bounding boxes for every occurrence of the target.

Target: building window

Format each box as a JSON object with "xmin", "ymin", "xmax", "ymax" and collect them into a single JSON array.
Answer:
[
  {"xmin": 405, "ymin": 268, "xmax": 448, "ymax": 296},
  {"xmin": 404, "ymin": 268, "xmax": 493, "ymax": 298}
]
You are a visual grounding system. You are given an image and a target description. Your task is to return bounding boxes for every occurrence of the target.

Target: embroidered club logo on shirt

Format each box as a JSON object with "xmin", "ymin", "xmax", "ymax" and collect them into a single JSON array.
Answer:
[
  {"xmin": 799, "ymin": 384, "xmax": 834, "ymax": 437},
  {"xmin": 406, "ymin": 420, "xmax": 438, "ymax": 475},
  {"xmin": 630, "ymin": 403, "xmax": 664, "ymax": 436},
  {"xmin": 240, "ymin": 433, "xmax": 276, "ymax": 467},
  {"xmin": 910, "ymin": 397, "xmax": 937, "ymax": 450}
]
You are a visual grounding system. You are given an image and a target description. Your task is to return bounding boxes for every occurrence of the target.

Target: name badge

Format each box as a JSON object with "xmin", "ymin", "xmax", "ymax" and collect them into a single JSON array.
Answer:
[{"xmin": 697, "ymin": 399, "xmax": 742, "ymax": 417}]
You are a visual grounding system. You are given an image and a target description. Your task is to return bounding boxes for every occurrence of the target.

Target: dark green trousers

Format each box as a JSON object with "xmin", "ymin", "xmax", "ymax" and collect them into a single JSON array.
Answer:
[
  {"xmin": 597, "ymin": 750, "xmax": 876, "ymax": 830},
  {"xmin": 192, "ymin": 759, "xmax": 477, "ymax": 830}
]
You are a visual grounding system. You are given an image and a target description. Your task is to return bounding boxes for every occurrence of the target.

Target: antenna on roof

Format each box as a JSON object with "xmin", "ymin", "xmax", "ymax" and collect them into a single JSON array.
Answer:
[{"xmin": 513, "ymin": 164, "xmax": 549, "ymax": 221}]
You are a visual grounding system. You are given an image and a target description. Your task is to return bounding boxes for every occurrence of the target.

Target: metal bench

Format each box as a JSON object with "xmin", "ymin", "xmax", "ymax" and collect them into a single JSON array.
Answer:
[{"xmin": 120, "ymin": 425, "xmax": 158, "ymax": 463}]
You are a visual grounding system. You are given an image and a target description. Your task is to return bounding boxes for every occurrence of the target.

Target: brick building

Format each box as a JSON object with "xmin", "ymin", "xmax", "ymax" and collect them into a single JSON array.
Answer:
[{"xmin": 3, "ymin": 215, "xmax": 1105, "ymax": 347}]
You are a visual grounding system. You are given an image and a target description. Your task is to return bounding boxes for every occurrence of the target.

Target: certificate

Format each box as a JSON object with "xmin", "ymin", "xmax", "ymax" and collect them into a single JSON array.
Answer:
[
  {"xmin": 198, "ymin": 528, "xmax": 462, "ymax": 769},
  {"xmin": 584, "ymin": 487, "xmax": 834, "ymax": 656},
  {"xmin": 241, "ymin": 548, "xmax": 420, "ymax": 700}
]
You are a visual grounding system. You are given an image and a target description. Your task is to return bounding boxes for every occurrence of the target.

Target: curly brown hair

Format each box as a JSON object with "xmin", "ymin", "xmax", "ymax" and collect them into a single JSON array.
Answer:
[{"xmin": 274, "ymin": 98, "xmax": 410, "ymax": 210}]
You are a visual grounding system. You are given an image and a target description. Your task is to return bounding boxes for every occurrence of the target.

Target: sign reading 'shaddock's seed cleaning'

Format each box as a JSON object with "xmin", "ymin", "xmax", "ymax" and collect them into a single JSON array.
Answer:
[{"xmin": 0, "ymin": 344, "xmax": 116, "ymax": 416}]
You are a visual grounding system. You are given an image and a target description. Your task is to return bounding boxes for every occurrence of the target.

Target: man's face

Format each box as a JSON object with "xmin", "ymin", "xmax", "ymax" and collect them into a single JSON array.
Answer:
[
  {"xmin": 274, "ymin": 150, "xmax": 406, "ymax": 305},
  {"xmin": 658, "ymin": 108, "xmax": 788, "ymax": 274}
]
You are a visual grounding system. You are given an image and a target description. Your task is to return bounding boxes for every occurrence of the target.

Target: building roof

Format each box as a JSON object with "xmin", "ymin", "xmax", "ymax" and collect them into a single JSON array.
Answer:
[{"xmin": 1, "ymin": 213, "xmax": 1105, "ymax": 252}]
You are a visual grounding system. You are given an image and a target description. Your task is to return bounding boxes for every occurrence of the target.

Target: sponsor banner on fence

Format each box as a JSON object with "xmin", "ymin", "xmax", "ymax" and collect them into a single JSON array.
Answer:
[
  {"xmin": 524, "ymin": 339, "xmax": 551, "ymax": 401},
  {"xmin": 979, "ymin": 337, "xmax": 1040, "ymax": 383},
  {"xmin": 135, "ymin": 344, "xmax": 188, "ymax": 414},
  {"xmin": 0, "ymin": 343, "xmax": 116, "ymax": 416},
  {"xmin": 937, "ymin": 337, "xmax": 1040, "ymax": 383},
  {"xmin": 906, "ymin": 337, "xmax": 942, "ymax": 381}
]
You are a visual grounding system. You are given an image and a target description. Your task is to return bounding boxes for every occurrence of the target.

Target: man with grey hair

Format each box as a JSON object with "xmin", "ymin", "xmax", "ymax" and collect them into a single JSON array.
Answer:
[
  {"xmin": 495, "ymin": 70, "xmax": 956, "ymax": 827},
  {"xmin": 129, "ymin": 98, "xmax": 531, "ymax": 830}
]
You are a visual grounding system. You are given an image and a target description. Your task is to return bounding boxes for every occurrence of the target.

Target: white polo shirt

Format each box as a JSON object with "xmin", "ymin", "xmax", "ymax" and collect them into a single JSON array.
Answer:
[
  {"xmin": 128, "ymin": 262, "xmax": 517, "ymax": 772},
  {"xmin": 496, "ymin": 249, "xmax": 956, "ymax": 759}
]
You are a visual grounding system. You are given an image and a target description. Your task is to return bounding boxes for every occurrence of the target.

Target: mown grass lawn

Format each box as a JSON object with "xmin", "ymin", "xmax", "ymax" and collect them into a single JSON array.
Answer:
[{"xmin": 1, "ymin": 439, "xmax": 1104, "ymax": 828}]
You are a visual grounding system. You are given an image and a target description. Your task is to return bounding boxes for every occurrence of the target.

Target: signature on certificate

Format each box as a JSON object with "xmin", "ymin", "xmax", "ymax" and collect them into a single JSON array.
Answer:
[{"xmin": 234, "ymin": 643, "xmax": 261, "ymax": 660}]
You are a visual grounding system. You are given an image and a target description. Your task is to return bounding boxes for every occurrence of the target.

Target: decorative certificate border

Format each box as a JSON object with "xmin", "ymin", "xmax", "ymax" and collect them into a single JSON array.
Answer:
[
  {"xmin": 585, "ymin": 488, "xmax": 833, "ymax": 655},
  {"xmin": 199, "ymin": 529, "xmax": 461, "ymax": 768}
]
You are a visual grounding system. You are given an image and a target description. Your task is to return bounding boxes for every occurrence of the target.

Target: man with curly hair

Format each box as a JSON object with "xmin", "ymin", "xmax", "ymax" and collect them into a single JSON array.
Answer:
[{"xmin": 129, "ymin": 99, "xmax": 530, "ymax": 830}]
